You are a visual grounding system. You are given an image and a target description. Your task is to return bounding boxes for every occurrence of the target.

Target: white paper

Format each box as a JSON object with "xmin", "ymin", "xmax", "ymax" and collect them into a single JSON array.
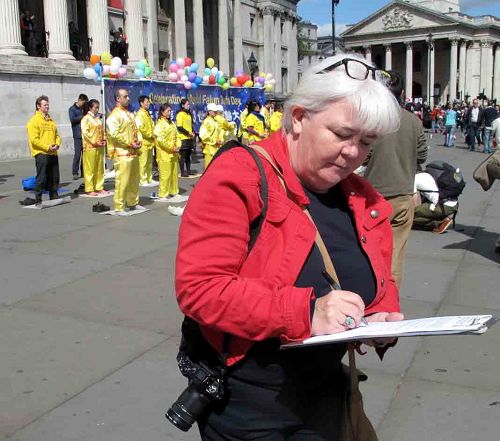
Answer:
[{"xmin": 281, "ymin": 315, "xmax": 496, "ymax": 349}]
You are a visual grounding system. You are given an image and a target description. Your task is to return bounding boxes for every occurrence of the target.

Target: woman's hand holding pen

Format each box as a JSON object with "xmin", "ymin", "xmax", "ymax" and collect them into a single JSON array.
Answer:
[{"xmin": 311, "ymin": 290, "xmax": 366, "ymax": 336}]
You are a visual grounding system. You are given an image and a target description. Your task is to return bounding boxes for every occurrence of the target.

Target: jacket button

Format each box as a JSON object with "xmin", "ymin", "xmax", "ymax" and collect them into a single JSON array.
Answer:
[
  {"xmin": 361, "ymin": 235, "xmax": 367, "ymax": 243},
  {"xmin": 381, "ymin": 278, "xmax": 385, "ymax": 287},
  {"xmin": 370, "ymin": 209, "xmax": 379, "ymax": 219}
]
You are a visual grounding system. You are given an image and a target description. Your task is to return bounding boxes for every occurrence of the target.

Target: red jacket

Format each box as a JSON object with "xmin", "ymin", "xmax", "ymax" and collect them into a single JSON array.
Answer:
[{"xmin": 175, "ymin": 132, "xmax": 400, "ymax": 366}]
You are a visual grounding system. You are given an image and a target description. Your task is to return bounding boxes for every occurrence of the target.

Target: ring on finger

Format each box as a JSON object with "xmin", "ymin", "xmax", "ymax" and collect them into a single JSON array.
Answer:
[{"xmin": 344, "ymin": 315, "xmax": 355, "ymax": 328}]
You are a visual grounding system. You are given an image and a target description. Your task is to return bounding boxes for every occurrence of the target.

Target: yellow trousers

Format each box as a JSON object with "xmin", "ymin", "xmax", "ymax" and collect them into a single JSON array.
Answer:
[
  {"xmin": 113, "ymin": 156, "xmax": 140, "ymax": 211},
  {"xmin": 157, "ymin": 149, "xmax": 179, "ymax": 197},
  {"xmin": 83, "ymin": 148, "xmax": 104, "ymax": 193},
  {"xmin": 139, "ymin": 148, "xmax": 154, "ymax": 184},
  {"xmin": 203, "ymin": 145, "xmax": 219, "ymax": 170}
]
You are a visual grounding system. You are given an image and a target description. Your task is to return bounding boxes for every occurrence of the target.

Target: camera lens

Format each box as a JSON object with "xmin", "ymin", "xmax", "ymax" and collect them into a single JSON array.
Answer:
[{"xmin": 165, "ymin": 384, "xmax": 212, "ymax": 432}]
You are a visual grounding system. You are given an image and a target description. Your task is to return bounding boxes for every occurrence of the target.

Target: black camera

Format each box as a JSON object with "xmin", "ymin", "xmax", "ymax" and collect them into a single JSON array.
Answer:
[{"xmin": 165, "ymin": 355, "xmax": 225, "ymax": 432}]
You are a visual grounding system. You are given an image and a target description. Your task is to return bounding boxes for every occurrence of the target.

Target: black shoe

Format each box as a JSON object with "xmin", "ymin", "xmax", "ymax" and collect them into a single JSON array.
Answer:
[
  {"xmin": 49, "ymin": 192, "xmax": 59, "ymax": 200},
  {"xmin": 92, "ymin": 202, "xmax": 110, "ymax": 213},
  {"xmin": 181, "ymin": 173, "xmax": 189, "ymax": 178}
]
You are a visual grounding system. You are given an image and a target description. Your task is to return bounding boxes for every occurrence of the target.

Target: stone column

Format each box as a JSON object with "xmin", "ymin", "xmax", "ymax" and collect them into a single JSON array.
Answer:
[
  {"xmin": 233, "ymin": 0, "xmax": 243, "ymax": 71},
  {"xmin": 480, "ymin": 39, "xmax": 493, "ymax": 99},
  {"xmin": 262, "ymin": 7, "xmax": 274, "ymax": 75},
  {"xmin": 43, "ymin": 0, "xmax": 74, "ymax": 59},
  {"xmin": 405, "ymin": 42, "xmax": 413, "ymax": 100},
  {"xmin": 428, "ymin": 39, "xmax": 435, "ymax": 107},
  {"xmin": 449, "ymin": 38, "xmax": 458, "ymax": 101},
  {"xmin": 218, "ymin": 0, "xmax": 230, "ymax": 74},
  {"xmin": 287, "ymin": 16, "xmax": 298, "ymax": 92},
  {"xmin": 193, "ymin": 0, "xmax": 205, "ymax": 65},
  {"xmin": 86, "ymin": 0, "xmax": 109, "ymax": 55},
  {"xmin": 174, "ymin": 0, "xmax": 187, "ymax": 57},
  {"xmin": 0, "ymin": 0, "xmax": 27, "ymax": 55},
  {"xmin": 363, "ymin": 45, "xmax": 372, "ymax": 63},
  {"xmin": 124, "ymin": 0, "xmax": 144, "ymax": 64},
  {"xmin": 274, "ymin": 12, "xmax": 282, "ymax": 92},
  {"xmin": 493, "ymin": 45, "xmax": 500, "ymax": 101},
  {"xmin": 458, "ymin": 40, "xmax": 467, "ymax": 101},
  {"xmin": 146, "ymin": 0, "xmax": 159, "ymax": 69},
  {"xmin": 384, "ymin": 44, "xmax": 392, "ymax": 70}
]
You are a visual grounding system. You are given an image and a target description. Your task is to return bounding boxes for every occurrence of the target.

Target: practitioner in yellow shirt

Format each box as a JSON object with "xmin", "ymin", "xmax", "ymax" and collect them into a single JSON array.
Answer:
[
  {"xmin": 135, "ymin": 95, "xmax": 157, "ymax": 186},
  {"xmin": 244, "ymin": 101, "xmax": 267, "ymax": 143},
  {"xmin": 81, "ymin": 99, "xmax": 108, "ymax": 195},
  {"xmin": 237, "ymin": 106, "xmax": 249, "ymax": 144},
  {"xmin": 261, "ymin": 101, "xmax": 272, "ymax": 135},
  {"xmin": 269, "ymin": 103, "xmax": 283, "ymax": 134},
  {"xmin": 176, "ymin": 98, "xmax": 195, "ymax": 177},
  {"xmin": 106, "ymin": 88, "xmax": 142, "ymax": 213},
  {"xmin": 215, "ymin": 104, "xmax": 236, "ymax": 145},
  {"xmin": 199, "ymin": 103, "xmax": 221, "ymax": 168},
  {"xmin": 154, "ymin": 103, "xmax": 181, "ymax": 200},
  {"xmin": 26, "ymin": 95, "xmax": 61, "ymax": 204}
]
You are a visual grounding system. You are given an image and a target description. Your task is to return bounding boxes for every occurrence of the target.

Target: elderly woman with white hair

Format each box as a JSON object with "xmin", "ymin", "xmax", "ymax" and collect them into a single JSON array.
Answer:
[{"xmin": 172, "ymin": 54, "xmax": 403, "ymax": 440}]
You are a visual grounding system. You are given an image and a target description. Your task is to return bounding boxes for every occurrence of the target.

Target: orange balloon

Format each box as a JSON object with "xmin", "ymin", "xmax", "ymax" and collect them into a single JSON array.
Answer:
[{"xmin": 90, "ymin": 54, "xmax": 100, "ymax": 65}]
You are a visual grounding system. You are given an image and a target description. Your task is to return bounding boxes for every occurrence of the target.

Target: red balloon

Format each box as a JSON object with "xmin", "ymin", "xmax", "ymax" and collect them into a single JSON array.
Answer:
[
  {"xmin": 208, "ymin": 74, "xmax": 216, "ymax": 85},
  {"xmin": 237, "ymin": 75, "xmax": 245, "ymax": 86},
  {"xmin": 184, "ymin": 57, "xmax": 192, "ymax": 67}
]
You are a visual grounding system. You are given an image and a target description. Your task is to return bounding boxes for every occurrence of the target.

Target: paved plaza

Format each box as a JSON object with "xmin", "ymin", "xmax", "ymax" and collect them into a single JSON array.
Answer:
[{"xmin": 0, "ymin": 135, "xmax": 499, "ymax": 441}]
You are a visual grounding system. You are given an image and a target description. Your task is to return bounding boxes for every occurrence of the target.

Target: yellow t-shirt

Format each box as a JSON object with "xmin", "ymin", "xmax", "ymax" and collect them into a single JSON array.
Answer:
[
  {"xmin": 154, "ymin": 118, "xmax": 180, "ymax": 157},
  {"xmin": 105, "ymin": 106, "xmax": 139, "ymax": 158},
  {"xmin": 26, "ymin": 111, "xmax": 60, "ymax": 157},
  {"xmin": 135, "ymin": 108, "xmax": 156, "ymax": 149},
  {"xmin": 81, "ymin": 113, "xmax": 104, "ymax": 151},
  {"xmin": 270, "ymin": 111, "xmax": 283, "ymax": 134},
  {"xmin": 245, "ymin": 113, "xmax": 266, "ymax": 143},
  {"xmin": 176, "ymin": 110, "xmax": 193, "ymax": 141}
]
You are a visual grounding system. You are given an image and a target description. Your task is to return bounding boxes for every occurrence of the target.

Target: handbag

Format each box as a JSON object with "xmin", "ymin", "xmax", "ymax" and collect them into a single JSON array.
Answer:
[{"xmin": 252, "ymin": 144, "xmax": 378, "ymax": 441}]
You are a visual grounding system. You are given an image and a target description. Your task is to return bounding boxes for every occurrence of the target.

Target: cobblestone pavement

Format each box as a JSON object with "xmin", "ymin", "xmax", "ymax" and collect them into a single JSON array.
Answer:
[{"xmin": 0, "ymin": 135, "xmax": 498, "ymax": 441}]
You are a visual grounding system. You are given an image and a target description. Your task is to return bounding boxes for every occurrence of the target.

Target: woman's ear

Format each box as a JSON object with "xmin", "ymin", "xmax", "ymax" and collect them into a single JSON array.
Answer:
[{"xmin": 291, "ymin": 106, "xmax": 305, "ymax": 136}]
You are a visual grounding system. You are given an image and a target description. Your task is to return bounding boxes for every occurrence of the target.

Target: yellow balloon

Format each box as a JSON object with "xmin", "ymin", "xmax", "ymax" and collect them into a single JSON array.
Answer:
[
  {"xmin": 265, "ymin": 84, "xmax": 273, "ymax": 92},
  {"xmin": 244, "ymin": 80, "xmax": 253, "ymax": 88},
  {"xmin": 100, "ymin": 52, "xmax": 112, "ymax": 65},
  {"xmin": 141, "ymin": 58, "xmax": 149, "ymax": 66},
  {"xmin": 222, "ymin": 83, "xmax": 230, "ymax": 90},
  {"xmin": 206, "ymin": 57, "xmax": 215, "ymax": 68}
]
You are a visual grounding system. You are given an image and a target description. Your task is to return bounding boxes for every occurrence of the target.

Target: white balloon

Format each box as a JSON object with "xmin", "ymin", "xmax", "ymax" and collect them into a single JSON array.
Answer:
[
  {"xmin": 110, "ymin": 65, "xmax": 119, "ymax": 75},
  {"xmin": 211, "ymin": 67, "xmax": 218, "ymax": 75},
  {"xmin": 202, "ymin": 75, "xmax": 209, "ymax": 83},
  {"xmin": 83, "ymin": 68, "xmax": 97, "ymax": 80},
  {"xmin": 266, "ymin": 73, "xmax": 273, "ymax": 80},
  {"xmin": 111, "ymin": 57, "xmax": 122, "ymax": 68},
  {"xmin": 180, "ymin": 75, "xmax": 188, "ymax": 83}
]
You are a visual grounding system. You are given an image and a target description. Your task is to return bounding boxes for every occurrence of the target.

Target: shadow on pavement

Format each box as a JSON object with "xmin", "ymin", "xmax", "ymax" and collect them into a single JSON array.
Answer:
[{"xmin": 443, "ymin": 223, "xmax": 500, "ymax": 265}]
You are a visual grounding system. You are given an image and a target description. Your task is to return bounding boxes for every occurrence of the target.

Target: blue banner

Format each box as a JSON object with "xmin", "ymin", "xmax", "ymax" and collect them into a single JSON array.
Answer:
[{"xmin": 103, "ymin": 79, "xmax": 266, "ymax": 132}]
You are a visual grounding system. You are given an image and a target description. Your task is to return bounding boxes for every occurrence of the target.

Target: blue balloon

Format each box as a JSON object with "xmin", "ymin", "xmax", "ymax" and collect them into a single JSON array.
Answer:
[
  {"xmin": 191, "ymin": 83, "xmax": 198, "ymax": 90},
  {"xmin": 170, "ymin": 60, "xmax": 177, "ymax": 65},
  {"xmin": 215, "ymin": 72, "xmax": 220, "ymax": 81},
  {"xmin": 195, "ymin": 76, "xmax": 203, "ymax": 85},
  {"xmin": 134, "ymin": 68, "xmax": 145, "ymax": 78},
  {"xmin": 204, "ymin": 67, "xmax": 211, "ymax": 75},
  {"xmin": 190, "ymin": 63, "xmax": 199, "ymax": 72},
  {"xmin": 94, "ymin": 63, "xmax": 102, "ymax": 74}
]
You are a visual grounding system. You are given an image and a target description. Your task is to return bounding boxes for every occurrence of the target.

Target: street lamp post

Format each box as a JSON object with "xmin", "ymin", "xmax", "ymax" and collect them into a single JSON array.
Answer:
[
  {"xmin": 332, "ymin": 1, "xmax": 340, "ymax": 56},
  {"xmin": 247, "ymin": 51, "xmax": 258, "ymax": 83},
  {"xmin": 427, "ymin": 33, "xmax": 433, "ymax": 105}
]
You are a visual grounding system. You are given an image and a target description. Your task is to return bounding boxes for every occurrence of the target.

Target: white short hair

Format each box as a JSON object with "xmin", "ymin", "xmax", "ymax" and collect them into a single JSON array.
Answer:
[{"xmin": 283, "ymin": 52, "xmax": 400, "ymax": 136}]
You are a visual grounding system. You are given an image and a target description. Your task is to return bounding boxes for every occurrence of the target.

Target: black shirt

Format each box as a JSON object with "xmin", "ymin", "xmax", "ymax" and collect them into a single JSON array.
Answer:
[{"xmin": 230, "ymin": 185, "xmax": 377, "ymax": 387}]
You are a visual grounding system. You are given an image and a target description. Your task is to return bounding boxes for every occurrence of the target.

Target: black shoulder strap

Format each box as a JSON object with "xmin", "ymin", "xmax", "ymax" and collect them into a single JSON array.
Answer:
[{"xmin": 206, "ymin": 140, "xmax": 269, "ymax": 252}]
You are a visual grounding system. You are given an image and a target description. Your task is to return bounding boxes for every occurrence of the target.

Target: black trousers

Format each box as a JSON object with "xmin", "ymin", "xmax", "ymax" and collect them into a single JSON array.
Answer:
[
  {"xmin": 35, "ymin": 154, "xmax": 60, "ymax": 201},
  {"xmin": 197, "ymin": 363, "xmax": 344, "ymax": 440},
  {"xmin": 179, "ymin": 139, "xmax": 193, "ymax": 175},
  {"xmin": 72, "ymin": 137, "xmax": 83, "ymax": 176}
]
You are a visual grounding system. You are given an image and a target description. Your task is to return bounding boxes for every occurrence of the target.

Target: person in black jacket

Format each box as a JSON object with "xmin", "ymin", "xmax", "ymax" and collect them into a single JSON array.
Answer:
[
  {"xmin": 482, "ymin": 101, "xmax": 498, "ymax": 154},
  {"xmin": 68, "ymin": 94, "xmax": 88, "ymax": 179}
]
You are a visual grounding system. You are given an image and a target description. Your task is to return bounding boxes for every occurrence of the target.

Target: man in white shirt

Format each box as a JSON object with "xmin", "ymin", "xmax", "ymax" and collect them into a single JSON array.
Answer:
[{"xmin": 466, "ymin": 99, "xmax": 484, "ymax": 151}]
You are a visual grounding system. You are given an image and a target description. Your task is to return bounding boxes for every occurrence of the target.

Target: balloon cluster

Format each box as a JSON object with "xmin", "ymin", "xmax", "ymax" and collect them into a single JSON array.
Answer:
[
  {"xmin": 83, "ymin": 52, "xmax": 127, "ymax": 81},
  {"xmin": 168, "ymin": 57, "xmax": 202, "ymax": 90},
  {"xmin": 134, "ymin": 59, "xmax": 153, "ymax": 79}
]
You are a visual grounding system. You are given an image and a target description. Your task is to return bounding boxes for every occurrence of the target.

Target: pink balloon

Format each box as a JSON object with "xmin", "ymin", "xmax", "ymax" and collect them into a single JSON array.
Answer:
[
  {"xmin": 184, "ymin": 81, "xmax": 192, "ymax": 90},
  {"xmin": 102, "ymin": 65, "xmax": 111, "ymax": 75},
  {"xmin": 118, "ymin": 67, "xmax": 127, "ymax": 77},
  {"xmin": 169, "ymin": 64, "xmax": 178, "ymax": 73},
  {"xmin": 168, "ymin": 72, "xmax": 178, "ymax": 82}
]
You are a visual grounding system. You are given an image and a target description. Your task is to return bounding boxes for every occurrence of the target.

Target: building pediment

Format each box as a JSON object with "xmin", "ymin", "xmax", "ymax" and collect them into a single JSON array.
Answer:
[{"xmin": 342, "ymin": 1, "xmax": 459, "ymax": 37}]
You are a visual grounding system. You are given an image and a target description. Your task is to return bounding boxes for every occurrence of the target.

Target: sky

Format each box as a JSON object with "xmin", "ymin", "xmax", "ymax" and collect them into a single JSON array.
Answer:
[{"xmin": 298, "ymin": 0, "xmax": 500, "ymax": 36}]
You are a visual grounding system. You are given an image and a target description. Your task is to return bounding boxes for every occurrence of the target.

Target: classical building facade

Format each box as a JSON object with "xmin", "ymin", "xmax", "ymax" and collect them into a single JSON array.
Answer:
[
  {"xmin": 341, "ymin": 0, "xmax": 500, "ymax": 106},
  {"xmin": 0, "ymin": 0, "xmax": 299, "ymax": 160}
]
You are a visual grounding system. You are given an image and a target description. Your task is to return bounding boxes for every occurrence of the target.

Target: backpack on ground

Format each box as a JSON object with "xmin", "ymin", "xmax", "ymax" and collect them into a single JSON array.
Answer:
[{"xmin": 425, "ymin": 160, "xmax": 466, "ymax": 202}]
